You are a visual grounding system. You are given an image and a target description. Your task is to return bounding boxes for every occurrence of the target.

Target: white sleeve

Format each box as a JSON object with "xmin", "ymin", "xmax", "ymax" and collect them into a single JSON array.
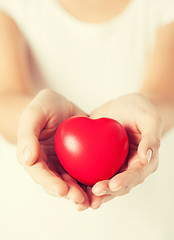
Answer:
[
  {"xmin": 159, "ymin": 0, "xmax": 174, "ymax": 27},
  {"xmin": 0, "ymin": 0, "xmax": 29, "ymax": 35},
  {"xmin": 0, "ymin": 0, "xmax": 28, "ymax": 22},
  {"xmin": 0, "ymin": 0, "xmax": 17, "ymax": 16}
]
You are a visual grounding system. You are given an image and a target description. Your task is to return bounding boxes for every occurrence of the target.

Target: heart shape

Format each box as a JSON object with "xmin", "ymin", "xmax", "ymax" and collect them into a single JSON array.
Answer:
[{"xmin": 54, "ymin": 116, "xmax": 129, "ymax": 186}]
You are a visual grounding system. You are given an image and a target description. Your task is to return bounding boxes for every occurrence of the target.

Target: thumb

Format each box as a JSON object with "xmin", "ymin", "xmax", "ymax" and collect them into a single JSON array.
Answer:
[
  {"xmin": 137, "ymin": 137, "xmax": 160, "ymax": 165},
  {"xmin": 69, "ymin": 101, "xmax": 89, "ymax": 117},
  {"xmin": 16, "ymin": 103, "xmax": 45, "ymax": 166},
  {"xmin": 137, "ymin": 113, "xmax": 163, "ymax": 165}
]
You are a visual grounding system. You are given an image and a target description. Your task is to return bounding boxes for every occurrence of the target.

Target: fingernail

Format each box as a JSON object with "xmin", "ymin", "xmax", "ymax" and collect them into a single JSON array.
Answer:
[
  {"xmin": 93, "ymin": 186, "xmax": 103, "ymax": 195},
  {"xmin": 146, "ymin": 149, "xmax": 153, "ymax": 164},
  {"xmin": 23, "ymin": 147, "xmax": 31, "ymax": 164},
  {"xmin": 78, "ymin": 204, "xmax": 86, "ymax": 210},
  {"xmin": 70, "ymin": 196, "xmax": 85, "ymax": 204},
  {"xmin": 113, "ymin": 186, "xmax": 122, "ymax": 192},
  {"xmin": 53, "ymin": 191, "xmax": 61, "ymax": 197},
  {"xmin": 91, "ymin": 201, "xmax": 100, "ymax": 209},
  {"xmin": 76, "ymin": 204, "xmax": 83, "ymax": 211},
  {"xmin": 75, "ymin": 204, "xmax": 81, "ymax": 211},
  {"xmin": 96, "ymin": 190, "xmax": 107, "ymax": 196},
  {"xmin": 91, "ymin": 202, "xmax": 98, "ymax": 209},
  {"xmin": 79, "ymin": 196, "xmax": 85, "ymax": 204},
  {"xmin": 110, "ymin": 183, "xmax": 122, "ymax": 192}
]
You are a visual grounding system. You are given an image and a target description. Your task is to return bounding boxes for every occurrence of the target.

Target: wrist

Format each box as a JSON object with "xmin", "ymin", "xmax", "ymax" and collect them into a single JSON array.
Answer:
[
  {"xmin": 138, "ymin": 91, "xmax": 174, "ymax": 136},
  {"xmin": 0, "ymin": 92, "xmax": 35, "ymax": 143}
]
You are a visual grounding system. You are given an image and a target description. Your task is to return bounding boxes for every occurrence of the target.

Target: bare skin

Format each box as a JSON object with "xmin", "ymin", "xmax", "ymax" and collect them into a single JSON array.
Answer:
[
  {"xmin": 57, "ymin": 0, "xmax": 131, "ymax": 23},
  {"xmin": 0, "ymin": 2, "xmax": 174, "ymax": 211}
]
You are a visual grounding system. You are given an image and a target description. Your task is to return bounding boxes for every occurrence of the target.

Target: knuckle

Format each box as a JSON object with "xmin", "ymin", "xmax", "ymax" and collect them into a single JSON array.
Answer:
[{"xmin": 34, "ymin": 89, "xmax": 60, "ymax": 113}]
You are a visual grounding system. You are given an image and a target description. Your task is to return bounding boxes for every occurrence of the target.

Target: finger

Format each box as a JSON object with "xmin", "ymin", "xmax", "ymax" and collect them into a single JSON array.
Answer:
[
  {"xmin": 91, "ymin": 186, "xmax": 132, "ymax": 207},
  {"xmin": 61, "ymin": 173, "xmax": 88, "ymax": 206},
  {"xmin": 92, "ymin": 178, "xmax": 127, "ymax": 196},
  {"xmin": 74, "ymin": 186, "xmax": 91, "ymax": 211},
  {"xmin": 111, "ymin": 186, "xmax": 131, "ymax": 196},
  {"xmin": 87, "ymin": 187, "xmax": 103, "ymax": 209},
  {"xmin": 138, "ymin": 137, "xmax": 159, "ymax": 165},
  {"xmin": 44, "ymin": 187, "xmax": 65, "ymax": 197},
  {"xmin": 62, "ymin": 174, "xmax": 90, "ymax": 210},
  {"xmin": 17, "ymin": 103, "xmax": 45, "ymax": 166},
  {"xmin": 109, "ymin": 167, "xmax": 145, "ymax": 191},
  {"xmin": 92, "ymin": 180, "xmax": 110, "ymax": 196},
  {"xmin": 102, "ymin": 195, "xmax": 115, "ymax": 204},
  {"xmin": 92, "ymin": 179, "xmax": 131, "ymax": 197},
  {"xmin": 74, "ymin": 196, "xmax": 90, "ymax": 212},
  {"xmin": 69, "ymin": 101, "xmax": 89, "ymax": 117},
  {"xmin": 24, "ymin": 156, "xmax": 69, "ymax": 197},
  {"xmin": 110, "ymin": 149, "xmax": 159, "ymax": 191},
  {"xmin": 102, "ymin": 186, "xmax": 131, "ymax": 204},
  {"xmin": 137, "ymin": 111, "xmax": 163, "ymax": 165}
]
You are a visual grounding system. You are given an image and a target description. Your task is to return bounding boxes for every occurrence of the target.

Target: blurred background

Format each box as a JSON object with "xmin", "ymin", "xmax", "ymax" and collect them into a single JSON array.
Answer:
[{"xmin": 0, "ymin": 0, "xmax": 174, "ymax": 239}]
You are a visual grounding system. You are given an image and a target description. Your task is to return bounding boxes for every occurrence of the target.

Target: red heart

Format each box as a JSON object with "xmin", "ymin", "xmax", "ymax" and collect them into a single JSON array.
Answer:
[{"xmin": 54, "ymin": 116, "xmax": 129, "ymax": 186}]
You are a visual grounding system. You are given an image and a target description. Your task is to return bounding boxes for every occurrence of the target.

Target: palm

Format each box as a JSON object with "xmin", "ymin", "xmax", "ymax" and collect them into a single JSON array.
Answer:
[
  {"xmin": 38, "ymin": 136, "xmax": 63, "ymax": 173},
  {"xmin": 17, "ymin": 89, "xmax": 90, "ymax": 208},
  {"xmin": 120, "ymin": 127, "xmax": 141, "ymax": 171},
  {"xmin": 88, "ymin": 97, "xmax": 148, "ymax": 207},
  {"xmin": 36, "ymin": 120, "xmax": 89, "ymax": 202}
]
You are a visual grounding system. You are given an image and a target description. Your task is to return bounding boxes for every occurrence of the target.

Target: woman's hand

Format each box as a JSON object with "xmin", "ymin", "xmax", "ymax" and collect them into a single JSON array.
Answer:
[
  {"xmin": 16, "ymin": 89, "xmax": 90, "ymax": 210},
  {"xmin": 87, "ymin": 93, "xmax": 164, "ymax": 209}
]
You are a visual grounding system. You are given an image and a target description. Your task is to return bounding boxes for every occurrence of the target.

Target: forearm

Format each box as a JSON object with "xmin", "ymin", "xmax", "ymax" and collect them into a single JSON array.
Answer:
[
  {"xmin": 0, "ymin": 92, "xmax": 35, "ymax": 144},
  {"xmin": 139, "ymin": 90, "xmax": 174, "ymax": 136},
  {"xmin": 139, "ymin": 23, "xmax": 174, "ymax": 136}
]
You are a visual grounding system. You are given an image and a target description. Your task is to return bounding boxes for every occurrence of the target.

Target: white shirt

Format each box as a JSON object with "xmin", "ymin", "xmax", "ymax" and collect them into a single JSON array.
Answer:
[
  {"xmin": 0, "ymin": 0, "xmax": 174, "ymax": 239},
  {"xmin": 0, "ymin": 0, "xmax": 174, "ymax": 112}
]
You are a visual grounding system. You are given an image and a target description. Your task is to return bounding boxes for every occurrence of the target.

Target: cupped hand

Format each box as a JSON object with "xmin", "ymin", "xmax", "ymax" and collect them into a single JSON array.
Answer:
[
  {"xmin": 87, "ymin": 93, "xmax": 164, "ymax": 209},
  {"xmin": 16, "ymin": 89, "xmax": 90, "ymax": 210}
]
